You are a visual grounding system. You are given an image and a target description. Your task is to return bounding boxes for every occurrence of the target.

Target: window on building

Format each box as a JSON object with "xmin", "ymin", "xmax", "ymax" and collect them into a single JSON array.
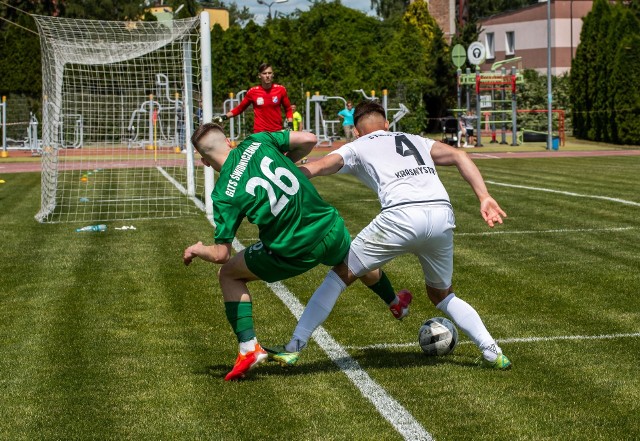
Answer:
[
  {"xmin": 485, "ymin": 32, "xmax": 495, "ymax": 59},
  {"xmin": 505, "ymin": 31, "xmax": 515, "ymax": 56}
]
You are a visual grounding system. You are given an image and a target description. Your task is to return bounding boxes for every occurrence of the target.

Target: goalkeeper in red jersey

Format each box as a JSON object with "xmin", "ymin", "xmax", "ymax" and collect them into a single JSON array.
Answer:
[{"xmin": 216, "ymin": 63, "xmax": 293, "ymax": 133}]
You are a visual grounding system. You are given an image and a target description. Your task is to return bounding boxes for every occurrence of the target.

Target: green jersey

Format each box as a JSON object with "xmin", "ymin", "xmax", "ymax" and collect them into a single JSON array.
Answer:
[{"xmin": 212, "ymin": 131, "xmax": 339, "ymax": 257}]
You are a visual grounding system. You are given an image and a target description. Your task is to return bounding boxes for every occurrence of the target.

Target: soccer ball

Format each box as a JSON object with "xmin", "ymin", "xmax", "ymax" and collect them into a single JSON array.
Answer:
[{"xmin": 418, "ymin": 317, "xmax": 458, "ymax": 356}]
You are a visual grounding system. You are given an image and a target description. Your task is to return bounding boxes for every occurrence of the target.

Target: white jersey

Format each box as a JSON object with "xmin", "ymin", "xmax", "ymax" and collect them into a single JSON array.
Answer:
[{"xmin": 331, "ymin": 130, "xmax": 451, "ymax": 210}]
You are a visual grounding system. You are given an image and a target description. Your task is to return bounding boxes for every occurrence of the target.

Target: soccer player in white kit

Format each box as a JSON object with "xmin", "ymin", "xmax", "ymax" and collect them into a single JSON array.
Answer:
[{"xmin": 267, "ymin": 100, "xmax": 511, "ymax": 369}]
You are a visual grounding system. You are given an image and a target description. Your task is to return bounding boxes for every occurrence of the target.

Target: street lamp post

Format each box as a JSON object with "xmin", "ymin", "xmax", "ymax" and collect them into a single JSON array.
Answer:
[
  {"xmin": 546, "ymin": 0, "xmax": 553, "ymax": 150},
  {"xmin": 257, "ymin": 0, "xmax": 289, "ymax": 20}
]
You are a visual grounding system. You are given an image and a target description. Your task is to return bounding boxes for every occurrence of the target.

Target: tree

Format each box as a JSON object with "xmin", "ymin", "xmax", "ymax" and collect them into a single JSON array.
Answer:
[
  {"xmin": 171, "ymin": 0, "xmax": 199, "ymax": 19},
  {"xmin": 199, "ymin": 1, "xmax": 254, "ymax": 27},
  {"xmin": 571, "ymin": 0, "xmax": 640, "ymax": 143},
  {"xmin": 570, "ymin": 0, "xmax": 603, "ymax": 139},
  {"xmin": 61, "ymin": 0, "xmax": 146, "ymax": 20},
  {"xmin": 403, "ymin": 0, "xmax": 456, "ymax": 131},
  {"xmin": 370, "ymin": 0, "xmax": 410, "ymax": 20},
  {"xmin": 604, "ymin": 6, "xmax": 640, "ymax": 142},
  {"xmin": 611, "ymin": 35, "xmax": 640, "ymax": 145}
]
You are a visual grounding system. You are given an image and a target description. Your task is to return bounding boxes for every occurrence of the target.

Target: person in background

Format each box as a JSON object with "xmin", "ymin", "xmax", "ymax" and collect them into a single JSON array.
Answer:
[
  {"xmin": 291, "ymin": 104, "xmax": 303, "ymax": 132},
  {"xmin": 462, "ymin": 109, "xmax": 476, "ymax": 148},
  {"xmin": 291, "ymin": 104, "xmax": 309, "ymax": 163},
  {"xmin": 214, "ymin": 63, "xmax": 292, "ymax": 133},
  {"xmin": 337, "ymin": 101, "xmax": 355, "ymax": 143}
]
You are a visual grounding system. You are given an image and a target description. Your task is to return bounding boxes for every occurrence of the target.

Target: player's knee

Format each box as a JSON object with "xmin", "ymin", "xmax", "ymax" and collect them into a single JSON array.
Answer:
[{"xmin": 426, "ymin": 285, "xmax": 453, "ymax": 305}]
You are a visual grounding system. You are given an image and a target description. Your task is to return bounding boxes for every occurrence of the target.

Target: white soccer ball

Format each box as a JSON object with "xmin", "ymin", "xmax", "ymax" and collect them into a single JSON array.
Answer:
[{"xmin": 418, "ymin": 317, "xmax": 458, "ymax": 356}]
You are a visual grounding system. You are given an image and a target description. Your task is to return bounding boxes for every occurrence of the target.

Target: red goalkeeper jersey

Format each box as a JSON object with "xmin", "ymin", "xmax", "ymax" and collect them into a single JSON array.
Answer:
[{"xmin": 230, "ymin": 84, "xmax": 292, "ymax": 133}]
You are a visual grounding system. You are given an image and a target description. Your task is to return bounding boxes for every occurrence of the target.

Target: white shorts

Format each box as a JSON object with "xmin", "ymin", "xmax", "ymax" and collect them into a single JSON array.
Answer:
[{"xmin": 347, "ymin": 204, "xmax": 455, "ymax": 289}]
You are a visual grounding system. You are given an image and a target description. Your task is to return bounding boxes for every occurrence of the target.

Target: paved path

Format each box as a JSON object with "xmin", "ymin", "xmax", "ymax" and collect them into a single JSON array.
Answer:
[{"xmin": 1, "ymin": 148, "xmax": 639, "ymax": 174}]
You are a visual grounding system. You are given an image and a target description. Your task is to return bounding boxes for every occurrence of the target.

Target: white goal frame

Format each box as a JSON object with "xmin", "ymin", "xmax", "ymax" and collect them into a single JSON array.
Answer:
[{"xmin": 33, "ymin": 12, "xmax": 213, "ymax": 223}]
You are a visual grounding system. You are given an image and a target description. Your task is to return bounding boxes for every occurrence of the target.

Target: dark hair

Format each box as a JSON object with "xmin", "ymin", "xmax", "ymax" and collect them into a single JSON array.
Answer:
[
  {"xmin": 258, "ymin": 63, "xmax": 272, "ymax": 73},
  {"xmin": 191, "ymin": 122, "xmax": 224, "ymax": 150},
  {"xmin": 353, "ymin": 100, "xmax": 386, "ymax": 127}
]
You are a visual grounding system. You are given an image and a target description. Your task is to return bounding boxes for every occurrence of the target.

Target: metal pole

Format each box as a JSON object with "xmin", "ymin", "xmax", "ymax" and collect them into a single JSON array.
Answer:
[
  {"xmin": 511, "ymin": 67, "xmax": 518, "ymax": 146},
  {"xmin": 305, "ymin": 91, "xmax": 310, "ymax": 132},
  {"xmin": 182, "ymin": 39, "xmax": 195, "ymax": 196},
  {"xmin": 1, "ymin": 96, "xmax": 6, "ymax": 156},
  {"xmin": 546, "ymin": 0, "xmax": 553, "ymax": 150},
  {"xmin": 200, "ymin": 11, "xmax": 214, "ymax": 221},
  {"xmin": 475, "ymin": 69, "xmax": 482, "ymax": 147},
  {"xmin": 457, "ymin": 69, "xmax": 462, "ymax": 110}
]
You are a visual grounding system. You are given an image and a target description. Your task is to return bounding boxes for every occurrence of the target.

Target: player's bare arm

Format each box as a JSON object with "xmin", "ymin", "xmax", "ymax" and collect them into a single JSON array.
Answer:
[
  {"xmin": 183, "ymin": 241, "xmax": 232, "ymax": 265},
  {"xmin": 431, "ymin": 140, "xmax": 506, "ymax": 228},
  {"xmin": 286, "ymin": 131, "xmax": 317, "ymax": 163},
  {"xmin": 298, "ymin": 152, "xmax": 344, "ymax": 179}
]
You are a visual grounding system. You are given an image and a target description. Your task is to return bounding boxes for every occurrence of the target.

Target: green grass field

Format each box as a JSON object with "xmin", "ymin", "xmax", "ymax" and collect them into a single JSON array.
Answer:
[{"xmin": 1, "ymin": 154, "xmax": 639, "ymax": 440}]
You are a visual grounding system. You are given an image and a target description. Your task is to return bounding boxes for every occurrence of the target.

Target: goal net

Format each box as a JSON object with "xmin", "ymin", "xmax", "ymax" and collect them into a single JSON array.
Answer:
[{"xmin": 33, "ymin": 15, "xmax": 206, "ymax": 223}]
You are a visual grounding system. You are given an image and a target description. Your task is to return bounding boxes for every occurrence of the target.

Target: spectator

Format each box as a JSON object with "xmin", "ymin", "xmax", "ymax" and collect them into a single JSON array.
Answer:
[
  {"xmin": 291, "ymin": 104, "xmax": 303, "ymax": 131},
  {"xmin": 337, "ymin": 101, "xmax": 355, "ymax": 143}
]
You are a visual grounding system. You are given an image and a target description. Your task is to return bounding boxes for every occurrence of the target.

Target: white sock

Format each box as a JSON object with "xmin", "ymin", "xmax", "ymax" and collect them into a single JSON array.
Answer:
[
  {"xmin": 436, "ymin": 293, "xmax": 501, "ymax": 361},
  {"xmin": 239, "ymin": 337, "xmax": 257, "ymax": 355},
  {"xmin": 286, "ymin": 270, "xmax": 347, "ymax": 352}
]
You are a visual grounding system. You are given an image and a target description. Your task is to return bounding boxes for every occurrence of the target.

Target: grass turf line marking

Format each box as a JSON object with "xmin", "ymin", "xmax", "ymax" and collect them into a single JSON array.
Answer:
[
  {"xmin": 346, "ymin": 332, "xmax": 640, "ymax": 351},
  {"xmin": 158, "ymin": 165, "xmax": 206, "ymax": 211},
  {"xmin": 229, "ymin": 236, "xmax": 433, "ymax": 441},
  {"xmin": 486, "ymin": 181, "xmax": 640, "ymax": 207},
  {"xmin": 456, "ymin": 226, "xmax": 636, "ymax": 237}
]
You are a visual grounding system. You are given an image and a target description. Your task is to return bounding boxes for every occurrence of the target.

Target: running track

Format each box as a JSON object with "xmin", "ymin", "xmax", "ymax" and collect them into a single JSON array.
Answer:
[{"xmin": 1, "ymin": 148, "xmax": 640, "ymax": 174}]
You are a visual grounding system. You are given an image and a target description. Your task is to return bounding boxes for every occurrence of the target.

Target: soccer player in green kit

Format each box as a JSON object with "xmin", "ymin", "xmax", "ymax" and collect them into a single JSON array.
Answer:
[{"xmin": 183, "ymin": 123, "xmax": 410, "ymax": 381}]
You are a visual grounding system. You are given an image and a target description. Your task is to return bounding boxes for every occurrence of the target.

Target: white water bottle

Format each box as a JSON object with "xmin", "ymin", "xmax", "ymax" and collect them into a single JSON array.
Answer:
[{"xmin": 76, "ymin": 224, "xmax": 107, "ymax": 232}]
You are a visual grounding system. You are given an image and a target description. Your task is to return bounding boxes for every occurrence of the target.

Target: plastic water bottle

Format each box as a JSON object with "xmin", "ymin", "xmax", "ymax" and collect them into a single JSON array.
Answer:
[{"xmin": 76, "ymin": 224, "xmax": 107, "ymax": 232}]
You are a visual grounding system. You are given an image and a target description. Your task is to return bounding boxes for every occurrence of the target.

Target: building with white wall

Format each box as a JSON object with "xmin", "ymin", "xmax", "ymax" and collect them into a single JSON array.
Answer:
[{"xmin": 477, "ymin": 0, "xmax": 593, "ymax": 75}]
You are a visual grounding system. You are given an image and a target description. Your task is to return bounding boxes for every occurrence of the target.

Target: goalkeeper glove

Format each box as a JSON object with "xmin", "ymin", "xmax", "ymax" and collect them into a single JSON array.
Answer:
[
  {"xmin": 213, "ymin": 114, "xmax": 228, "ymax": 124},
  {"xmin": 283, "ymin": 121, "xmax": 292, "ymax": 131}
]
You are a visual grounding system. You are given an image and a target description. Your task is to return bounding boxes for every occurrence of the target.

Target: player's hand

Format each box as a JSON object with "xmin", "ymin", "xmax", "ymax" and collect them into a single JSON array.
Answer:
[
  {"xmin": 183, "ymin": 241, "xmax": 204, "ymax": 266},
  {"xmin": 480, "ymin": 197, "xmax": 507, "ymax": 228},
  {"xmin": 212, "ymin": 114, "xmax": 228, "ymax": 124},
  {"xmin": 283, "ymin": 121, "xmax": 292, "ymax": 131}
]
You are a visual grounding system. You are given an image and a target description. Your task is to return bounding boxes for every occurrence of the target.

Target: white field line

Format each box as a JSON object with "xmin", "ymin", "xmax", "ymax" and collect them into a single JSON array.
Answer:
[
  {"xmin": 346, "ymin": 332, "xmax": 640, "ymax": 351},
  {"xmin": 470, "ymin": 153, "xmax": 502, "ymax": 159},
  {"xmin": 157, "ymin": 165, "xmax": 206, "ymax": 211},
  {"xmin": 230, "ymin": 237, "xmax": 433, "ymax": 441},
  {"xmin": 486, "ymin": 181, "xmax": 640, "ymax": 207},
  {"xmin": 456, "ymin": 226, "xmax": 636, "ymax": 237}
]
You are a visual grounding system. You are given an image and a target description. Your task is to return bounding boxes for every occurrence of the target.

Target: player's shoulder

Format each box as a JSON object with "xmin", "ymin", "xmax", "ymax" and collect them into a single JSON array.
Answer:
[{"xmin": 272, "ymin": 83, "xmax": 287, "ymax": 92}]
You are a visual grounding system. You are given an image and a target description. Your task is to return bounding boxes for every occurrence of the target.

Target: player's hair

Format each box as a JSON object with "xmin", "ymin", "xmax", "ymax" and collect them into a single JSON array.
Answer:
[
  {"xmin": 353, "ymin": 100, "xmax": 386, "ymax": 127},
  {"xmin": 191, "ymin": 122, "xmax": 225, "ymax": 155},
  {"xmin": 258, "ymin": 62, "xmax": 272, "ymax": 73}
]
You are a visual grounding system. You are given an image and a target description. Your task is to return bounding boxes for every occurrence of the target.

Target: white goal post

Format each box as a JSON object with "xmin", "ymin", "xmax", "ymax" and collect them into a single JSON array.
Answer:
[{"xmin": 33, "ymin": 12, "xmax": 213, "ymax": 223}]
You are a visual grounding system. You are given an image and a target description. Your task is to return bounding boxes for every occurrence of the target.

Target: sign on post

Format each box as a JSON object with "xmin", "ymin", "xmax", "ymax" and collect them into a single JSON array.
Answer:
[{"xmin": 467, "ymin": 42, "xmax": 486, "ymax": 66}]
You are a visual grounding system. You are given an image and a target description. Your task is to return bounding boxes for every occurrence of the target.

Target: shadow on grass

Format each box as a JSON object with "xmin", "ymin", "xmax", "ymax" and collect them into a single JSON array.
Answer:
[{"xmin": 198, "ymin": 348, "xmax": 478, "ymax": 381}]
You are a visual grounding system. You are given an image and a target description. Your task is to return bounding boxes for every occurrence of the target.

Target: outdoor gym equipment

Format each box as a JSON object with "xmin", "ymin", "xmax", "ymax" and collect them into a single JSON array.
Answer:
[
  {"xmin": 354, "ymin": 88, "xmax": 410, "ymax": 131},
  {"xmin": 1, "ymin": 96, "xmax": 6, "ymax": 157},
  {"xmin": 1, "ymin": 97, "xmax": 42, "ymax": 156},
  {"xmin": 127, "ymin": 73, "xmax": 185, "ymax": 150},
  {"xmin": 222, "ymin": 89, "xmax": 246, "ymax": 146},
  {"xmin": 305, "ymin": 92, "xmax": 346, "ymax": 147}
]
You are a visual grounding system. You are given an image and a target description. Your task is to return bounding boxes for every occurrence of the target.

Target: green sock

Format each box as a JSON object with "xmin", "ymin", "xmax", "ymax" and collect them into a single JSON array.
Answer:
[
  {"xmin": 224, "ymin": 301, "xmax": 256, "ymax": 343},
  {"xmin": 366, "ymin": 271, "xmax": 396, "ymax": 305}
]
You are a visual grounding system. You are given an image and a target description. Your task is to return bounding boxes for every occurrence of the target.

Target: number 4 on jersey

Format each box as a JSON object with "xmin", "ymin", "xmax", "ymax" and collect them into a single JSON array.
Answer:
[{"xmin": 395, "ymin": 134, "xmax": 425, "ymax": 165}]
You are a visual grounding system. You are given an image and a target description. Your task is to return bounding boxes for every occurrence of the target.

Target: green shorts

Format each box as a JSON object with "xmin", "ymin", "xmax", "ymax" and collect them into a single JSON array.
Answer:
[{"xmin": 244, "ymin": 216, "xmax": 351, "ymax": 283}]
